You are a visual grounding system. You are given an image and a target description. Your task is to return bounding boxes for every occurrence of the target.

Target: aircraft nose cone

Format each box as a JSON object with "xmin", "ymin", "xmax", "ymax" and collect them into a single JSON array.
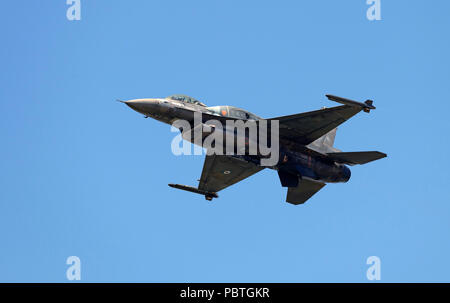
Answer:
[
  {"xmin": 123, "ymin": 100, "xmax": 140, "ymax": 111},
  {"xmin": 121, "ymin": 99, "xmax": 160, "ymax": 115}
]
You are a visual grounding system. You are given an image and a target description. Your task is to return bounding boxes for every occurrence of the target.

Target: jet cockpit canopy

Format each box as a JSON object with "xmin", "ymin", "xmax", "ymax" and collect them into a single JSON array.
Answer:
[
  {"xmin": 206, "ymin": 106, "xmax": 261, "ymax": 120},
  {"xmin": 166, "ymin": 94, "xmax": 207, "ymax": 107}
]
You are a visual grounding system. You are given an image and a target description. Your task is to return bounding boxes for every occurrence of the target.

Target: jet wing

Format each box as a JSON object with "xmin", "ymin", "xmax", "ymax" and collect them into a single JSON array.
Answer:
[
  {"xmin": 286, "ymin": 178, "xmax": 326, "ymax": 205},
  {"xmin": 198, "ymin": 155, "xmax": 264, "ymax": 193},
  {"xmin": 270, "ymin": 105, "xmax": 362, "ymax": 145}
]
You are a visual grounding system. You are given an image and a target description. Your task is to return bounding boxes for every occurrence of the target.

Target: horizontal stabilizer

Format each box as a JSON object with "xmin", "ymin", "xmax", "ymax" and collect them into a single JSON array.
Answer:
[
  {"xmin": 327, "ymin": 151, "xmax": 387, "ymax": 165},
  {"xmin": 286, "ymin": 178, "xmax": 326, "ymax": 205}
]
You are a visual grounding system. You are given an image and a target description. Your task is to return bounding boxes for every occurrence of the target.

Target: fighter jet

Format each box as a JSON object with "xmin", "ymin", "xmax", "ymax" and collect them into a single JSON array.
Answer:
[{"xmin": 121, "ymin": 94, "xmax": 386, "ymax": 205}]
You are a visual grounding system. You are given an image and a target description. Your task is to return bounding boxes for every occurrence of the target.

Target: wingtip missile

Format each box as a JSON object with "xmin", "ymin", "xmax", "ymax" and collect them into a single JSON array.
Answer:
[
  {"xmin": 326, "ymin": 94, "xmax": 376, "ymax": 113},
  {"xmin": 168, "ymin": 184, "xmax": 218, "ymax": 201}
]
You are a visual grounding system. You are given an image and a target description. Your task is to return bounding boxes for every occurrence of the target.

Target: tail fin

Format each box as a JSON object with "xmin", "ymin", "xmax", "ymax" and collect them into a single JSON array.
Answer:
[
  {"xmin": 307, "ymin": 128, "xmax": 341, "ymax": 153},
  {"xmin": 320, "ymin": 128, "xmax": 337, "ymax": 147}
]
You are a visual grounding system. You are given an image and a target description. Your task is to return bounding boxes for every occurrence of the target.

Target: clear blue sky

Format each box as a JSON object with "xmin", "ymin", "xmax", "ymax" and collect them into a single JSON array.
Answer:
[{"xmin": 1, "ymin": 0, "xmax": 449, "ymax": 282}]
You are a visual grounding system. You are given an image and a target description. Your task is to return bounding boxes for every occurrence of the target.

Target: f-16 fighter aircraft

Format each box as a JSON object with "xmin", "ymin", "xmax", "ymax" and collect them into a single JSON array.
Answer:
[{"xmin": 121, "ymin": 94, "xmax": 386, "ymax": 205}]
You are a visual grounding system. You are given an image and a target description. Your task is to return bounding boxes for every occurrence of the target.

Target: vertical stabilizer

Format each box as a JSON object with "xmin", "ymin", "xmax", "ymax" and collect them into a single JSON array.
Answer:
[
  {"xmin": 321, "ymin": 128, "xmax": 337, "ymax": 147},
  {"xmin": 307, "ymin": 128, "xmax": 340, "ymax": 153}
]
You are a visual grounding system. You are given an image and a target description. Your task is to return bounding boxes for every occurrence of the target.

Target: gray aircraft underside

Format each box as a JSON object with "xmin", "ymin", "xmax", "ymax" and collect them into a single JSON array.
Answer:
[{"xmin": 121, "ymin": 94, "xmax": 386, "ymax": 205}]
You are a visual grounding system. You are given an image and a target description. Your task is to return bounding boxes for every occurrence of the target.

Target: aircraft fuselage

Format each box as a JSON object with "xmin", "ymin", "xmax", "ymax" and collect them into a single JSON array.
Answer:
[{"xmin": 122, "ymin": 97, "xmax": 351, "ymax": 185}]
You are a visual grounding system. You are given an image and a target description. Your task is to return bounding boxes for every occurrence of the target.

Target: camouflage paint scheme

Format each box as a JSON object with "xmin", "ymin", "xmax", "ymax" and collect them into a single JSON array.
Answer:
[{"xmin": 121, "ymin": 94, "xmax": 386, "ymax": 205}]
